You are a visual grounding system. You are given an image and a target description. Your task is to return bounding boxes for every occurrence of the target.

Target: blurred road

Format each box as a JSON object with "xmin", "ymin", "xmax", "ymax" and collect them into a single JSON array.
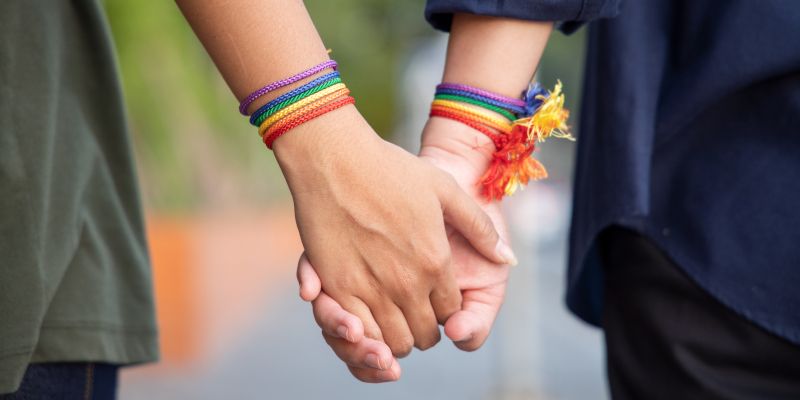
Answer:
[{"xmin": 120, "ymin": 182, "xmax": 606, "ymax": 400}]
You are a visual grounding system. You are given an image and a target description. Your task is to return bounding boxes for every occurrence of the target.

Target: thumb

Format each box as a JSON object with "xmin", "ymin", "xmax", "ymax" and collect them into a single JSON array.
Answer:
[
  {"xmin": 438, "ymin": 178, "xmax": 517, "ymax": 266},
  {"xmin": 444, "ymin": 289, "xmax": 503, "ymax": 352},
  {"xmin": 296, "ymin": 252, "xmax": 322, "ymax": 302}
]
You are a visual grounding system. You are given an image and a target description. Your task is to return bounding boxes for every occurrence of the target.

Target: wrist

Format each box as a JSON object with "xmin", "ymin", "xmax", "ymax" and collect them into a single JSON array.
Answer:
[
  {"xmin": 420, "ymin": 116, "xmax": 495, "ymax": 171},
  {"xmin": 273, "ymin": 105, "xmax": 376, "ymax": 188}
]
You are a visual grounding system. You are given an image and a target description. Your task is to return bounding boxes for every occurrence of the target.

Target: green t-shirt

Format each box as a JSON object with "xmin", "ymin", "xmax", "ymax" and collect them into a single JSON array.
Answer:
[{"xmin": 0, "ymin": 0, "xmax": 158, "ymax": 393}]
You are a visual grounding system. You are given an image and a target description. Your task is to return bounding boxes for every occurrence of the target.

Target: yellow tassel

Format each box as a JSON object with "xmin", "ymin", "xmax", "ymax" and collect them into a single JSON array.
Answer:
[{"xmin": 512, "ymin": 80, "xmax": 574, "ymax": 143}]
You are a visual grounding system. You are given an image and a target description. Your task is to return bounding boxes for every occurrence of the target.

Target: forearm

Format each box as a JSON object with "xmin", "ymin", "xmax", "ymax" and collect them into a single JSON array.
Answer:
[
  {"xmin": 175, "ymin": 0, "xmax": 330, "ymax": 107},
  {"xmin": 424, "ymin": 14, "xmax": 553, "ymax": 160},
  {"xmin": 443, "ymin": 13, "xmax": 552, "ymax": 99},
  {"xmin": 176, "ymin": 0, "xmax": 371, "ymax": 179}
]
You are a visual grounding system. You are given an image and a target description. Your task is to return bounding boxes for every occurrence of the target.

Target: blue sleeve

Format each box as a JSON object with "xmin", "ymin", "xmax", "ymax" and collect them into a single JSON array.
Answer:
[{"xmin": 425, "ymin": 0, "xmax": 621, "ymax": 34}]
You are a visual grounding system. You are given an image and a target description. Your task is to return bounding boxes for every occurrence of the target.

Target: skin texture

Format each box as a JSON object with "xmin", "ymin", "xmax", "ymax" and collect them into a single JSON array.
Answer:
[
  {"xmin": 298, "ymin": 14, "xmax": 553, "ymax": 382},
  {"xmin": 297, "ymin": 118, "xmax": 512, "ymax": 382},
  {"xmin": 276, "ymin": 107, "xmax": 514, "ymax": 356},
  {"xmin": 175, "ymin": 1, "xmax": 516, "ymax": 359}
]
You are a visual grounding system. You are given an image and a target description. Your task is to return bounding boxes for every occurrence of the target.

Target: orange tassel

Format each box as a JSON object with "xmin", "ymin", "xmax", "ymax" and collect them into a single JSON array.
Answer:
[
  {"xmin": 479, "ymin": 124, "xmax": 548, "ymax": 200},
  {"xmin": 478, "ymin": 81, "xmax": 571, "ymax": 201}
]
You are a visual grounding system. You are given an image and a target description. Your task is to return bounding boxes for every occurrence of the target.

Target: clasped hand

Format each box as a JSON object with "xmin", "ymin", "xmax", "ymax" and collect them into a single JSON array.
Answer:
[{"xmin": 275, "ymin": 109, "xmax": 514, "ymax": 383}]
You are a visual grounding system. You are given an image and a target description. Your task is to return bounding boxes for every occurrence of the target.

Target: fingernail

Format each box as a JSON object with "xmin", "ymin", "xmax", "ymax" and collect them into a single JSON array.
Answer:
[
  {"xmin": 336, "ymin": 325, "xmax": 350, "ymax": 341},
  {"xmin": 495, "ymin": 239, "xmax": 518, "ymax": 266},
  {"xmin": 365, "ymin": 353, "xmax": 385, "ymax": 370}
]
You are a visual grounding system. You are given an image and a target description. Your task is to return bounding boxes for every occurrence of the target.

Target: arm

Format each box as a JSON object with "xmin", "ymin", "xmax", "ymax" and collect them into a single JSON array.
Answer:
[
  {"xmin": 175, "ymin": 1, "xmax": 513, "ymax": 358},
  {"xmin": 302, "ymin": 13, "xmax": 555, "ymax": 382},
  {"xmin": 423, "ymin": 13, "xmax": 552, "ymax": 170}
]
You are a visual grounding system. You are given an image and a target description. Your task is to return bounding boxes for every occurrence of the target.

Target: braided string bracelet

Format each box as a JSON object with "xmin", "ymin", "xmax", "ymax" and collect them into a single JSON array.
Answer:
[
  {"xmin": 430, "ymin": 99, "xmax": 513, "ymax": 132},
  {"xmin": 429, "ymin": 81, "xmax": 573, "ymax": 200},
  {"xmin": 437, "ymin": 82, "xmax": 526, "ymax": 107},
  {"xmin": 435, "ymin": 87, "xmax": 527, "ymax": 115},
  {"xmin": 239, "ymin": 59, "xmax": 337, "ymax": 115},
  {"xmin": 249, "ymin": 71, "xmax": 340, "ymax": 125},
  {"xmin": 429, "ymin": 107, "xmax": 506, "ymax": 145},
  {"xmin": 261, "ymin": 87, "xmax": 351, "ymax": 137},
  {"xmin": 257, "ymin": 83, "xmax": 347, "ymax": 136},
  {"xmin": 252, "ymin": 76, "xmax": 343, "ymax": 127},
  {"xmin": 239, "ymin": 58, "xmax": 356, "ymax": 150},
  {"xmin": 264, "ymin": 95, "xmax": 355, "ymax": 149},
  {"xmin": 433, "ymin": 93, "xmax": 516, "ymax": 121}
]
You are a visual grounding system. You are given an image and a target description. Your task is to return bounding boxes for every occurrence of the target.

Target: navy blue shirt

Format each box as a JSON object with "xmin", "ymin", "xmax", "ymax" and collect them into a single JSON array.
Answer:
[{"xmin": 426, "ymin": 0, "xmax": 800, "ymax": 344}]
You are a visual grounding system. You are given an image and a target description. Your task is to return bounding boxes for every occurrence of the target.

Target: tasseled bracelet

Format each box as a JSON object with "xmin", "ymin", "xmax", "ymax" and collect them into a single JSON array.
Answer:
[
  {"xmin": 238, "ymin": 58, "xmax": 355, "ymax": 149},
  {"xmin": 430, "ymin": 81, "xmax": 573, "ymax": 201}
]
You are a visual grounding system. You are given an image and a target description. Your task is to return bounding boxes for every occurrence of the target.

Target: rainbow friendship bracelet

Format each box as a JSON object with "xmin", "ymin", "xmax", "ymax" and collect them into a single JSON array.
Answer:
[
  {"xmin": 258, "ymin": 83, "xmax": 348, "ymax": 137},
  {"xmin": 433, "ymin": 93, "xmax": 517, "ymax": 121},
  {"xmin": 437, "ymin": 82, "xmax": 526, "ymax": 107},
  {"xmin": 238, "ymin": 58, "xmax": 354, "ymax": 150},
  {"xmin": 249, "ymin": 71, "xmax": 341, "ymax": 125},
  {"xmin": 239, "ymin": 59, "xmax": 338, "ymax": 115},
  {"xmin": 430, "ymin": 81, "xmax": 573, "ymax": 201},
  {"xmin": 435, "ymin": 87, "xmax": 527, "ymax": 116},
  {"xmin": 251, "ymin": 74, "xmax": 343, "ymax": 127},
  {"xmin": 263, "ymin": 93, "xmax": 354, "ymax": 149}
]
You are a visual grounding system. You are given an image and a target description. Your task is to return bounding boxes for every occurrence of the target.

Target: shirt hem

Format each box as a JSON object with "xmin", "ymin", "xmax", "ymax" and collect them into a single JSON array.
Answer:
[{"xmin": 0, "ymin": 324, "xmax": 159, "ymax": 394}]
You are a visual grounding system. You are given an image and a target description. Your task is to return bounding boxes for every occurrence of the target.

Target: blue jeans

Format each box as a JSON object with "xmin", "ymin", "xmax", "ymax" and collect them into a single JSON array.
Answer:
[{"xmin": 0, "ymin": 363, "xmax": 118, "ymax": 400}]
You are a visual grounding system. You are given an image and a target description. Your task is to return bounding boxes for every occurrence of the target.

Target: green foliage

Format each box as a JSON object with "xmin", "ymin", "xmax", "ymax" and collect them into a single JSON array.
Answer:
[
  {"xmin": 104, "ymin": 0, "xmax": 431, "ymax": 211},
  {"xmin": 305, "ymin": 0, "xmax": 431, "ymax": 135}
]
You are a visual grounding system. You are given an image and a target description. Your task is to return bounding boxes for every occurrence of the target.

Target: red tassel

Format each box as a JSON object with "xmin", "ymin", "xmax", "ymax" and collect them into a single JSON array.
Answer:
[{"xmin": 478, "ymin": 124, "xmax": 548, "ymax": 201}]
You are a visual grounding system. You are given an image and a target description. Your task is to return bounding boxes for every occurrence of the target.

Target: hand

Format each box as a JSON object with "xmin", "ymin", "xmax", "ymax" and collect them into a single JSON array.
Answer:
[
  {"xmin": 277, "ymin": 106, "xmax": 515, "ymax": 358},
  {"xmin": 296, "ymin": 116, "xmax": 513, "ymax": 382},
  {"xmin": 420, "ymin": 116, "xmax": 511, "ymax": 352}
]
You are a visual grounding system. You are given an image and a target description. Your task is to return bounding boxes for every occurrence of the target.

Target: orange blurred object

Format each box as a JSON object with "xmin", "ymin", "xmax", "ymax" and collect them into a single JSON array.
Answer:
[
  {"xmin": 144, "ymin": 208, "xmax": 302, "ymax": 368},
  {"xmin": 146, "ymin": 217, "xmax": 198, "ymax": 365}
]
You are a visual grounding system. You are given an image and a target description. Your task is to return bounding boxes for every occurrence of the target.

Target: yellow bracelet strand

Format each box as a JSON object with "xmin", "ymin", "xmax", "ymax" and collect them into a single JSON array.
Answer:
[{"xmin": 258, "ymin": 83, "xmax": 346, "ymax": 136}]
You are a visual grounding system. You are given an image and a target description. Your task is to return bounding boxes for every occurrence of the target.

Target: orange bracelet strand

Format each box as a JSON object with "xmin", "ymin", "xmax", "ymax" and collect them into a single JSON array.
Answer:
[{"xmin": 264, "ymin": 95, "xmax": 355, "ymax": 149}]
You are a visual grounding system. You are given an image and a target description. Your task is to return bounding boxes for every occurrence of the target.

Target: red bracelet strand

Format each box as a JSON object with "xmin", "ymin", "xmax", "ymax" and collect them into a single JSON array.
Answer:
[{"xmin": 263, "ymin": 95, "xmax": 355, "ymax": 149}]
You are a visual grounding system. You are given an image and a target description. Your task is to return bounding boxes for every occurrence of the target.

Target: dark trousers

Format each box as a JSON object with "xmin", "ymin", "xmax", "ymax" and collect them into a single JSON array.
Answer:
[
  {"xmin": 600, "ymin": 227, "xmax": 800, "ymax": 400},
  {"xmin": 0, "ymin": 363, "xmax": 118, "ymax": 400}
]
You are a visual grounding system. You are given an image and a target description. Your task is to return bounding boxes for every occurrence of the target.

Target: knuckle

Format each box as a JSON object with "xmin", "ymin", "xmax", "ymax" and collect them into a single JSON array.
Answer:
[
  {"xmin": 416, "ymin": 330, "xmax": 441, "ymax": 351},
  {"xmin": 364, "ymin": 325, "xmax": 382, "ymax": 341},
  {"xmin": 390, "ymin": 336, "xmax": 414, "ymax": 359},
  {"xmin": 419, "ymin": 246, "xmax": 451, "ymax": 276},
  {"xmin": 436, "ymin": 304, "xmax": 459, "ymax": 324},
  {"xmin": 471, "ymin": 212, "xmax": 495, "ymax": 239}
]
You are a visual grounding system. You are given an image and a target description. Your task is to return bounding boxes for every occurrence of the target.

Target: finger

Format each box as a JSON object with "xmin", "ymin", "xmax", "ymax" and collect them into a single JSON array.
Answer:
[
  {"xmin": 398, "ymin": 299, "xmax": 441, "ymax": 351},
  {"xmin": 296, "ymin": 252, "xmax": 322, "ymax": 302},
  {"xmin": 312, "ymin": 292, "xmax": 364, "ymax": 343},
  {"xmin": 347, "ymin": 362, "xmax": 402, "ymax": 383},
  {"xmin": 429, "ymin": 266, "xmax": 462, "ymax": 324},
  {"xmin": 322, "ymin": 332, "xmax": 395, "ymax": 371},
  {"xmin": 368, "ymin": 298, "xmax": 414, "ymax": 358},
  {"xmin": 444, "ymin": 288, "xmax": 503, "ymax": 352},
  {"xmin": 334, "ymin": 296, "xmax": 384, "ymax": 343},
  {"xmin": 437, "ymin": 178, "xmax": 517, "ymax": 266}
]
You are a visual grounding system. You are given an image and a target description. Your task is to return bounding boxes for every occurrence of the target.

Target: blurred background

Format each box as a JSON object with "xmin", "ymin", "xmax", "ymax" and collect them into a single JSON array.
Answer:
[{"xmin": 103, "ymin": 0, "xmax": 607, "ymax": 399}]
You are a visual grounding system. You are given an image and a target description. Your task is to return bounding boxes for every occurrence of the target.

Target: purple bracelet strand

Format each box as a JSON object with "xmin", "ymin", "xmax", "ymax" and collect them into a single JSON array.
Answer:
[
  {"xmin": 239, "ymin": 60, "xmax": 338, "ymax": 115},
  {"xmin": 436, "ymin": 83, "xmax": 526, "ymax": 108}
]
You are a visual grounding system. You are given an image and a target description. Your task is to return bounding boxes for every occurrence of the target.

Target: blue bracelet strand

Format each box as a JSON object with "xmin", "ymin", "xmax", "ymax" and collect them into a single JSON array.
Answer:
[
  {"xmin": 249, "ymin": 71, "xmax": 341, "ymax": 126},
  {"xmin": 434, "ymin": 87, "xmax": 527, "ymax": 116}
]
